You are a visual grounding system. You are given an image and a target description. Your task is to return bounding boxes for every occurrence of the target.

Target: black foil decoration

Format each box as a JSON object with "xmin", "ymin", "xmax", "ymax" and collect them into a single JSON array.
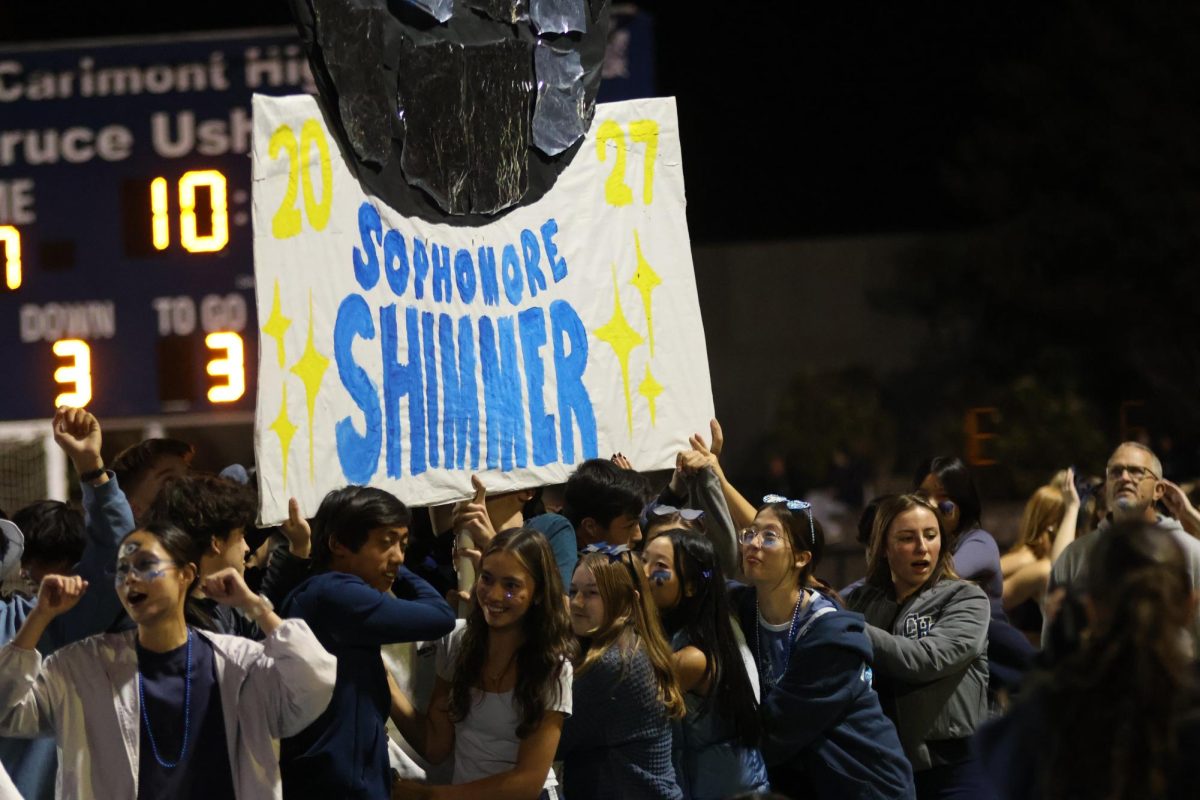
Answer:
[
  {"xmin": 401, "ymin": 0, "xmax": 454, "ymax": 22},
  {"xmin": 397, "ymin": 38, "xmax": 533, "ymax": 215},
  {"xmin": 530, "ymin": 0, "xmax": 587, "ymax": 34},
  {"xmin": 311, "ymin": 0, "xmax": 395, "ymax": 165},
  {"xmin": 464, "ymin": 0, "xmax": 526, "ymax": 24},
  {"xmin": 289, "ymin": 0, "xmax": 609, "ymax": 223},
  {"xmin": 532, "ymin": 42, "xmax": 589, "ymax": 156}
]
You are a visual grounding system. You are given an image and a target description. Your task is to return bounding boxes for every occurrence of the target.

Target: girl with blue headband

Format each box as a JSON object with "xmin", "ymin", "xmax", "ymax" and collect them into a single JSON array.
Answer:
[{"xmin": 729, "ymin": 497, "xmax": 915, "ymax": 799}]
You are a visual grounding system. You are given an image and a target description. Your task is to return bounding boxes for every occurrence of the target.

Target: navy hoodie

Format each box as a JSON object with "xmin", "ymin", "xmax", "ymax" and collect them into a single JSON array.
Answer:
[
  {"xmin": 732, "ymin": 585, "xmax": 915, "ymax": 800},
  {"xmin": 280, "ymin": 568, "xmax": 455, "ymax": 800}
]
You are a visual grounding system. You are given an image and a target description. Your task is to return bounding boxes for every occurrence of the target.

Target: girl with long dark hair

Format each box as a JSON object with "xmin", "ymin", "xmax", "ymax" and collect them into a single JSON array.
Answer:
[
  {"xmin": 913, "ymin": 456, "xmax": 1003, "ymax": 611},
  {"xmin": 641, "ymin": 528, "xmax": 769, "ymax": 798},
  {"xmin": 558, "ymin": 546, "xmax": 687, "ymax": 799},
  {"xmin": 0, "ymin": 522, "xmax": 336, "ymax": 799},
  {"xmin": 731, "ymin": 498, "xmax": 915, "ymax": 799},
  {"xmin": 978, "ymin": 521, "xmax": 1200, "ymax": 800},
  {"xmin": 391, "ymin": 528, "xmax": 576, "ymax": 800}
]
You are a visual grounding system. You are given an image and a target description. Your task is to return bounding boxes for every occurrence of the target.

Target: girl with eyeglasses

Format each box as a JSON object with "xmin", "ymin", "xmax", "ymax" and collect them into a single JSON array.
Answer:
[
  {"xmin": 558, "ymin": 547, "xmax": 686, "ymax": 799},
  {"xmin": 730, "ymin": 499, "xmax": 914, "ymax": 799},
  {"xmin": 389, "ymin": 528, "xmax": 576, "ymax": 800},
  {"xmin": 641, "ymin": 528, "xmax": 769, "ymax": 799},
  {"xmin": 0, "ymin": 522, "xmax": 336, "ymax": 799},
  {"xmin": 845, "ymin": 494, "xmax": 990, "ymax": 800}
]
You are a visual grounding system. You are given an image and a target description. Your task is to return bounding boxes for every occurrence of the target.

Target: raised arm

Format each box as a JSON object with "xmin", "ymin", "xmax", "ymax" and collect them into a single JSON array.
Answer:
[
  {"xmin": 1161, "ymin": 479, "xmax": 1200, "ymax": 539},
  {"xmin": 680, "ymin": 457, "xmax": 739, "ymax": 578},
  {"xmin": 865, "ymin": 587, "xmax": 989, "ymax": 683},
  {"xmin": 1050, "ymin": 468, "xmax": 1082, "ymax": 563},
  {"xmin": 0, "ymin": 576, "xmax": 87, "ymax": 737},
  {"xmin": 259, "ymin": 499, "xmax": 314, "ymax": 606},
  {"xmin": 692, "ymin": 420, "xmax": 757, "ymax": 531},
  {"xmin": 45, "ymin": 407, "xmax": 133, "ymax": 649}
]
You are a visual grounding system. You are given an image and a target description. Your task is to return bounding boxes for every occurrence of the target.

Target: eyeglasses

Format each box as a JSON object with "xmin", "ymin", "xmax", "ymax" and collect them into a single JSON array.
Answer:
[
  {"xmin": 738, "ymin": 527, "xmax": 785, "ymax": 548},
  {"xmin": 1106, "ymin": 464, "xmax": 1160, "ymax": 482},
  {"xmin": 114, "ymin": 557, "xmax": 179, "ymax": 586}
]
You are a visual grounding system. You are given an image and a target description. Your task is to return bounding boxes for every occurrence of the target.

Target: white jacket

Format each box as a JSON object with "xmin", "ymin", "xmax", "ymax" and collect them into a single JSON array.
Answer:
[{"xmin": 0, "ymin": 620, "xmax": 336, "ymax": 800}]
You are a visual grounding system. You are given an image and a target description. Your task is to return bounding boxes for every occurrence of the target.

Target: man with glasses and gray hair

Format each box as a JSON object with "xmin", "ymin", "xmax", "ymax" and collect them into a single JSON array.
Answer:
[{"xmin": 1043, "ymin": 441, "xmax": 1200, "ymax": 645}]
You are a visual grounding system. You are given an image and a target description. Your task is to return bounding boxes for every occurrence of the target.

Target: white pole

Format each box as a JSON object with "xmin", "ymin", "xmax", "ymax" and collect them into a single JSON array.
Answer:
[{"xmin": 44, "ymin": 429, "xmax": 67, "ymax": 502}]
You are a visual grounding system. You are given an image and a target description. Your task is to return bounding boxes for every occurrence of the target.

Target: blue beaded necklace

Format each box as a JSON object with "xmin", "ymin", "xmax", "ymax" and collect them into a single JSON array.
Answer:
[
  {"xmin": 138, "ymin": 629, "xmax": 193, "ymax": 769},
  {"xmin": 755, "ymin": 592, "xmax": 804, "ymax": 691}
]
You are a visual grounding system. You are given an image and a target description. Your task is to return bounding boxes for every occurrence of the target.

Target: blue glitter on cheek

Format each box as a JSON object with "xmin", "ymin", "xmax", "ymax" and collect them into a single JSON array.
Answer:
[{"xmin": 651, "ymin": 570, "xmax": 671, "ymax": 586}]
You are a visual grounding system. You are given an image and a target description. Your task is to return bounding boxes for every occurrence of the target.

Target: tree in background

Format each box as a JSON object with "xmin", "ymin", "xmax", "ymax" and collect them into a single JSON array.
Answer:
[{"xmin": 873, "ymin": 1, "xmax": 1200, "ymax": 483}]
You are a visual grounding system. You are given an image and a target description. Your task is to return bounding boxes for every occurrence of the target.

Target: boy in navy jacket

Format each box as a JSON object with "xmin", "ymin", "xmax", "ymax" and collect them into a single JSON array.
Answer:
[{"xmin": 280, "ymin": 486, "xmax": 456, "ymax": 800}]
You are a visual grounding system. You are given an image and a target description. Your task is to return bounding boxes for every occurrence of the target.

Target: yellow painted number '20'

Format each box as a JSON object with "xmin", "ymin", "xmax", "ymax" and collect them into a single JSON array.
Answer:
[{"xmin": 270, "ymin": 120, "xmax": 334, "ymax": 239}]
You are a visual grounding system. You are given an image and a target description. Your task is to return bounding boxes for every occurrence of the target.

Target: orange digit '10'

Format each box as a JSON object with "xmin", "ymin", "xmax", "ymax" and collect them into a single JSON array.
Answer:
[{"xmin": 149, "ymin": 171, "xmax": 230, "ymax": 253}]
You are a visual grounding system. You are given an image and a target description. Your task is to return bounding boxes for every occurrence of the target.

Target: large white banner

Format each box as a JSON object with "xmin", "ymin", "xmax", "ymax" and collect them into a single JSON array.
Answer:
[{"xmin": 252, "ymin": 93, "xmax": 713, "ymax": 524}]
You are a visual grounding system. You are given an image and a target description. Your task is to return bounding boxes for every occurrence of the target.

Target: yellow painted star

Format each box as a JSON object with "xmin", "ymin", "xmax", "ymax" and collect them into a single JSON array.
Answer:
[
  {"xmin": 638, "ymin": 364, "xmax": 664, "ymax": 426},
  {"xmin": 270, "ymin": 385, "xmax": 299, "ymax": 489},
  {"xmin": 289, "ymin": 290, "xmax": 330, "ymax": 479},
  {"xmin": 262, "ymin": 279, "xmax": 293, "ymax": 368},
  {"xmin": 594, "ymin": 265, "xmax": 645, "ymax": 434},
  {"xmin": 629, "ymin": 230, "xmax": 662, "ymax": 355}
]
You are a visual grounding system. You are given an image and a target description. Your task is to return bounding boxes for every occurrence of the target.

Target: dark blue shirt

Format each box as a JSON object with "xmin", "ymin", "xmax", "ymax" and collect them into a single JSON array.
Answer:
[
  {"xmin": 280, "ymin": 568, "xmax": 455, "ymax": 800},
  {"xmin": 136, "ymin": 631, "xmax": 235, "ymax": 800}
]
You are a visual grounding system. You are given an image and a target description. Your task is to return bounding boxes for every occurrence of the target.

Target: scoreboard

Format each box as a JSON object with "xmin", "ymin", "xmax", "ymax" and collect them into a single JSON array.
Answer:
[{"xmin": 0, "ymin": 29, "xmax": 314, "ymax": 420}]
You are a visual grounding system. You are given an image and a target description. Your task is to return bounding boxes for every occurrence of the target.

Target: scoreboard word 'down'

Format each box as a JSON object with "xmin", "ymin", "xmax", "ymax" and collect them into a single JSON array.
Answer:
[{"xmin": 0, "ymin": 31, "xmax": 313, "ymax": 418}]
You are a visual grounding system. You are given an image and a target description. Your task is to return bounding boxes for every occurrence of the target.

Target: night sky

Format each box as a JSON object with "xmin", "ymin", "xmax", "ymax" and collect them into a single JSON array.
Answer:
[{"xmin": 0, "ymin": 2, "xmax": 1040, "ymax": 242}]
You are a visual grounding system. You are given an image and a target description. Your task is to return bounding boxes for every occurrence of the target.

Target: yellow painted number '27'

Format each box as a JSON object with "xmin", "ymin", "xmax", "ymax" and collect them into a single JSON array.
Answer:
[
  {"xmin": 596, "ymin": 119, "xmax": 659, "ymax": 207},
  {"xmin": 270, "ymin": 119, "xmax": 334, "ymax": 239}
]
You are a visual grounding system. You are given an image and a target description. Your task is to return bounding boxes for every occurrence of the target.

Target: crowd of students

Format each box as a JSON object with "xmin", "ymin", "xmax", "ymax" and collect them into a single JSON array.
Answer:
[{"xmin": 0, "ymin": 406, "xmax": 1197, "ymax": 800}]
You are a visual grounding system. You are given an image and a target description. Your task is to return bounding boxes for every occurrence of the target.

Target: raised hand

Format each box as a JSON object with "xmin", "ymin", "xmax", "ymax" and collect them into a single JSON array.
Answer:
[
  {"xmin": 52, "ymin": 406, "xmax": 104, "ymax": 476},
  {"xmin": 1063, "ymin": 467, "xmax": 1081, "ymax": 508},
  {"xmin": 708, "ymin": 418, "xmax": 724, "ymax": 458},
  {"xmin": 1161, "ymin": 480, "xmax": 1200, "ymax": 537},
  {"xmin": 678, "ymin": 448, "xmax": 715, "ymax": 475},
  {"xmin": 281, "ymin": 497, "xmax": 312, "ymax": 558},
  {"xmin": 37, "ymin": 575, "xmax": 88, "ymax": 617},
  {"xmin": 612, "ymin": 452, "xmax": 633, "ymax": 470},
  {"xmin": 14, "ymin": 574, "xmax": 90, "ymax": 651},
  {"xmin": 454, "ymin": 474, "xmax": 496, "ymax": 550},
  {"xmin": 201, "ymin": 567, "xmax": 259, "ymax": 610}
]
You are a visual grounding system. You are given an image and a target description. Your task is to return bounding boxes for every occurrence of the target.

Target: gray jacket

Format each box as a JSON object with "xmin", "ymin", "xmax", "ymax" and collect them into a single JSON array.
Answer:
[
  {"xmin": 1045, "ymin": 515, "xmax": 1200, "ymax": 643},
  {"xmin": 847, "ymin": 579, "xmax": 990, "ymax": 772},
  {"xmin": 684, "ymin": 467, "xmax": 739, "ymax": 578}
]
